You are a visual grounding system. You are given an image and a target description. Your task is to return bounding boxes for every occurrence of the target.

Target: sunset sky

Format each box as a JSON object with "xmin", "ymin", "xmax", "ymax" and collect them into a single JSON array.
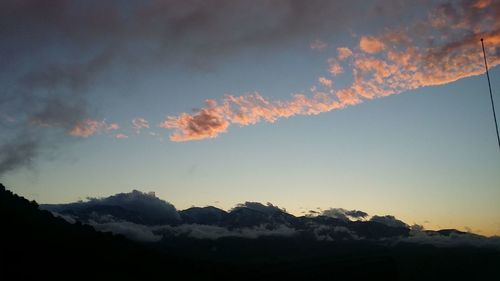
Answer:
[{"xmin": 1, "ymin": 0, "xmax": 500, "ymax": 236}]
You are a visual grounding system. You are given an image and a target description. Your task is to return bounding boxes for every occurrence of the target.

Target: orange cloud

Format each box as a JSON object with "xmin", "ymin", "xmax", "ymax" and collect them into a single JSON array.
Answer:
[
  {"xmin": 108, "ymin": 123, "xmax": 120, "ymax": 130},
  {"xmin": 359, "ymin": 36, "xmax": 385, "ymax": 54},
  {"xmin": 472, "ymin": 0, "xmax": 491, "ymax": 9},
  {"xmin": 337, "ymin": 47, "xmax": 353, "ymax": 60},
  {"xmin": 163, "ymin": 1, "xmax": 500, "ymax": 142},
  {"xmin": 318, "ymin": 77, "xmax": 333, "ymax": 88},
  {"xmin": 69, "ymin": 119, "xmax": 119, "ymax": 138},
  {"xmin": 328, "ymin": 58, "xmax": 344, "ymax": 76},
  {"xmin": 160, "ymin": 100, "xmax": 230, "ymax": 141},
  {"xmin": 162, "ymin": 91, "xmax": 346, "ymax": 141}
]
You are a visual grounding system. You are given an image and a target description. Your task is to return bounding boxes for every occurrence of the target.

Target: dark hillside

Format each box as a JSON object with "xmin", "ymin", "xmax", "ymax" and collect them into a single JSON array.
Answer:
[
  {"xmin": 2, "ymin": 183, "xmax": 499, "ymax": 281},
  {"xmin": 0, "ymin": 184, "xmax": 213, "ymax": 280}
]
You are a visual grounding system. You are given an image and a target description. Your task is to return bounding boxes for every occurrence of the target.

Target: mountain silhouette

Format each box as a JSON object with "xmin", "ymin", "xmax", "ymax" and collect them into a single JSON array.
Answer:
[
  {"xmin": 42, "ymin": 191, "xmax": 411, "ymax": 240},
  {"xmin": 3, "ymin": 184, "xmax": 500, "ymax": 280},
  {"xmin": 43, "ymin": 189, "xmax": 180, "ymax": 225},
  {"xmin": 180, "ymin": 206, "xmax": 228, "ymax": 225},
  {"xmin": 0, "ymin": 184, "xmax": 227, "ymax": 280}
]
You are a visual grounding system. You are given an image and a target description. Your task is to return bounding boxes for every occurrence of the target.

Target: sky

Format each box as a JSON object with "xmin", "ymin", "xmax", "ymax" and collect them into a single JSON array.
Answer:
[{"xmin": 1, "ymin": 0, "xmax": 500, "ymax": 236}]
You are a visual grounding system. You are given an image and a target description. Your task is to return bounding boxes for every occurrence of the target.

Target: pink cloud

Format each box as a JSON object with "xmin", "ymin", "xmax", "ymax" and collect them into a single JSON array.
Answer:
[
  {"xmin": 132, "ymin": 117, "xmax": 149, "ymax": 132},
  {"xmin": 163, "ymin": 1, "xmax": 500, "ymax": 142},
  {"xmin": 108, "ymin": 123, "xmax": 120, "ymax": 130},
  {"xmin": 472, "ymin": 0, "xmax": 491, "ymax": 9},
  {"xmin": 69, "ymin": 119, "xmax": 119, "ymax": 138},
  {"xmin": 318, "ymin": 77, "xmax": 333, "ymax": 88},
  {"xmin": 160, "ymin": 100, "xmax": 230, "ymax": 141},
  {"xmin": 359, "ymin": 36, "xmax": 385, "ymax": 54},
  {"xmin": 161, "ymin": 92, "xmax": 345, "ymax": 141},
  {"xmin": 328, "ymin": 58, "xmax": 344, "ymax": 76},
  {"xmin": 115, "ymin": 133, "xmax": 129, "ymax": 139},
  {"xmin": 337, "ymin": 47, "xmax": 353, "ymax": 61}
]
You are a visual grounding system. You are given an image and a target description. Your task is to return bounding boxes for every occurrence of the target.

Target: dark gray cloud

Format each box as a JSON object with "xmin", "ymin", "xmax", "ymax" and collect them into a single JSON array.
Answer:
[
  {"xmin": 231, "ymin": 202, "xmax": 286, "ymax": 215},
  {"xmin": 86, "ymin": 189, "xmax": 181, "ymax": 222},
  {"xmin": 370, "ymin": 215, "xmax": 408, "ymax": 228},
  {"xmin": 156, "ymin": 223, "xmax": 297, "ymax": 240},
  {"xmin": 345, "ymin": 210, "xmax": 369, "ymax": 219},
  {"xmin": 322, "ymin": 208, "xmax": 369, "ymax": 221},
  {"xmin": 44, "ymin": 190, "xmax": 180, "ymax": 225},
  {"xmin": 0, "ymin": 49, "xmax": 114, "ymax": 176},
  {"xmin": 322, "ymin": 208, "xmax": 350, "ymax": 221},
  {"xmin": 91, "ymin": 220, "xmax": 163, "ymax": 242},
  {"xmin": 0, "ymin": 135, "xmax": 38, "ymax": 176},
  {"xmin": 55, "ymin": 210, "xmax": 297, "ymax": 241},
  {"xmin": 45, "ymin": 190, "xmax": 500, "ymax": 247},
  {"xmin": 48, "ymin": 206, "xmax": 500, "ymax": 246},
  {"xmin": 51, "ymin": 211, "xmax": 77, "ymax": 224},
  {"xmin": 53, "ymin": 210, "xmax": 163, "ymax": 242},
  {"xmin": 0, "ymin": 0, "xmax": 367, "ymax": 64},
  {"xmin": 404, "ymin": 226, "xmax": 500, "ymax": 249},
  {"xmin": 83, "ymin": 218, "xmax": 500, "ymax": 247},
  {"xmin": 310, "ymin": 224, "xmax": 359, "ymax": 241}
]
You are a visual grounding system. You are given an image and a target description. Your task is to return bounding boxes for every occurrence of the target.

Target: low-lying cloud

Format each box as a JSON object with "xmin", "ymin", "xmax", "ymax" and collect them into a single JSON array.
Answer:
[
  {"xmin": 322, "ymin": 208, "xmax": 368, "ymax": 221},
  {"xmin": 370, "ymin": 215, "xmax": 408, "ymax": 228},
  {"xmin": 55, "ymin": 209, "xmax": 500, "ymax": 249},
  {"xmin": 403, "ymin": 226, "xmax": 500, "ymax": 249},
  {"xmin": 157, "ymin": 223, "xmax": 297, "ymax": 240},
  {"xmin": 45, "ymin": 189, "xmax": 500, "ymax": 249},
  {"xmin": 91, "ymin": 220, "xmax": 163, "ymax": 242}
]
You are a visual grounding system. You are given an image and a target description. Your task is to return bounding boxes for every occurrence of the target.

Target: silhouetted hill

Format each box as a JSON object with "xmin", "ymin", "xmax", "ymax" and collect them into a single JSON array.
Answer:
[
  {"xmin": 43, "ymin": 189, "xmax": 180, "ymax": 225},
  {"xmin": 0, "ymin": 184, "xmax": 220, "ymax": 280},
  {"xmin": 42, "ymin": 193, "xmax": 411, "ymax": 240},
  {"xmin": 180, "ymin": 206, "xmax": 228, "ymax": 225},
  {"xmin": 3, "ymin": 184, "xmax": 500, "ymax": 280}
]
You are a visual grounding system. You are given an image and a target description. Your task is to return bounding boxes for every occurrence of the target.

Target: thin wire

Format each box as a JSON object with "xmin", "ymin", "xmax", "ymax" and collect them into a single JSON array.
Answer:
[{"xmin": 481, "ymin": 38, "xmax": 500, "ymax": 150}]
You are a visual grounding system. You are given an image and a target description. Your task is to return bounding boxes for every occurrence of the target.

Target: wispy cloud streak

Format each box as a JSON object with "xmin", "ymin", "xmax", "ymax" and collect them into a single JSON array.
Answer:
[
  {"xmin": 69, "ymin": 119, "xmax": 119, "ymax": 138},
  {"xmin": 132, "ymin": 118, "xmax": 150, "ymax": 133}
]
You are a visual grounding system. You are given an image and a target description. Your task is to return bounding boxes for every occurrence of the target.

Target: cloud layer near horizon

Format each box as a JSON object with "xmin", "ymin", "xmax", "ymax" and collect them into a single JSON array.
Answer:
[
  {"xmin": 164, "ymin": 0, "xmax": 500, "ymax": 141},
  {"xmin": 45, "ymin": 189, "xmax": 500, "ymax": 248}
]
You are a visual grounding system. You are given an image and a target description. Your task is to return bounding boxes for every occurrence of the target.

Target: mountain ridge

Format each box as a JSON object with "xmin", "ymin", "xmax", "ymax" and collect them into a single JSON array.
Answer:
[
  {"xmin": 2, "ymin": 183, "xmax": 500, "ymax": 280},
  {"xmin": 40, "ymin": 189, "xmax": 498, "ymax": 246}
]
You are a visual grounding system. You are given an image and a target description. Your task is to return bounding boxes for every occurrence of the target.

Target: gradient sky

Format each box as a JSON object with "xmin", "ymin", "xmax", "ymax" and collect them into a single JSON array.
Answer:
[{"xmin": 1, "ymin": 0, "xmax": 500, "ymax": 236}]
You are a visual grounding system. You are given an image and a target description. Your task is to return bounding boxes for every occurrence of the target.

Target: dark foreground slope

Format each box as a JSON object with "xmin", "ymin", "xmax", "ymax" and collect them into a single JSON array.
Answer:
[
  {"xmin": 0, "ymin": 184, "xmax": 222, "ymax": 280},
  {"xmin": 1, "ymin": 184, "xmax": 500, "ymax": 281}
]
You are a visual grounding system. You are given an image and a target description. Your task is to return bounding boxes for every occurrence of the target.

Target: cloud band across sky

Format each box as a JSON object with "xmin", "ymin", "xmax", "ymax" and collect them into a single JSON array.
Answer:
[{"xmin": 163, "ymin": 0, "xmax": 500, "ymax": 141}]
